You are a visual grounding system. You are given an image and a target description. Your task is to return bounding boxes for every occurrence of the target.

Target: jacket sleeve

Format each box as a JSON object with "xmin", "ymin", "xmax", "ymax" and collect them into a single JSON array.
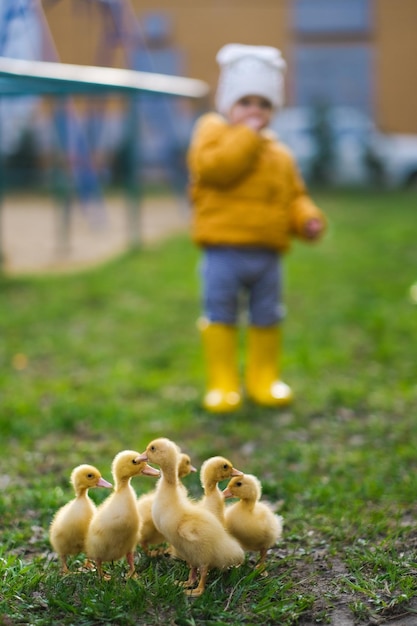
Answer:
[{"xmin": 188, "ymin": 114, "xmax": 263, "ymax": 188}]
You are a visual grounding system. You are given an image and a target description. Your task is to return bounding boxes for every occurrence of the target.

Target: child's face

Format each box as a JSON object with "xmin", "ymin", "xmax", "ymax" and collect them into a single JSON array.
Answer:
[{"xmin": 229, "ymin": 95, "xmax": 273, "ymax": 131}]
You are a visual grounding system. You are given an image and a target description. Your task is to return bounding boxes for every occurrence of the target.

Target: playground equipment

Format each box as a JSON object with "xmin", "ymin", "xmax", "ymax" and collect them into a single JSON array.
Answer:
[
  {"xmin": 0, "ymin": 0, "xmax": 106, "ymax": 208},
  {"xmin": 84, "ymin": 1, "xmax": 195, "ymax": 191},
  {"xmin": 41, "ymin": 0, "xmax": 198, "ymax": 191},
  {"xmin": 0, "ymin": 1, "xmax": 208, "ymax": 270}
]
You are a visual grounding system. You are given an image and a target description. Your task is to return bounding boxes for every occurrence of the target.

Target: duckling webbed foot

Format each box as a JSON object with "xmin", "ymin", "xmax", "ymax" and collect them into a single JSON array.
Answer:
[
  {"xmin": 126, "ymin": 552, "xmax": 136, "ymax": 579},
  {"xmin": 59, "ymin": 556, "xmax": 70, "ymax": 575},
  {"xmin": 178, "ymin": 566, "xmax": 198, "ymax": 589},
  {"xmin": 184, "ymin": 567, "xmax": 208, "ymax": 597},
  {"xmin": 254, "ymin": 550, "xmax": 269, "ymax": 576},
  {"xmin": 94, "ymin": 559, "xmax": 111, "ymax": 581},
  {"xmin": 142, "ymin": 542, "xmax": 170, "ymax": 558}
]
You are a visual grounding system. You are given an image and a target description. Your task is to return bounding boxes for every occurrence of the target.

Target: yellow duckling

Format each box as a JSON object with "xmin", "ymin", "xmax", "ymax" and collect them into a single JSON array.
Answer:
[
  {"xmin": 200, "ymin": 456, "xmax": 243, "ymax": 524},
  {"xmin": 137, "ymin": 438, "xmax": 244, "ymax": 597},
  {"xmin": 223, "ymin": 474, "xmax": 283, "ymax": 570},
  {"xmin": 137, "ymin": 451, "xmax": 197, "ymax": 556},
  {"xmin": 85, "ymin": 450, "xmax": 159, "ymax": 579},
  {"xmin": 49, "ymin": 464, "xmax": 112, "ymax": 574}
]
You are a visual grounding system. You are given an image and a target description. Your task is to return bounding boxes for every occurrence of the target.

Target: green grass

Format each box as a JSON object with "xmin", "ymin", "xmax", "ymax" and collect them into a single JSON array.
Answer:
[{"xmin": 1, "ymin": 188, "xmax": 417, "ymax": 625}]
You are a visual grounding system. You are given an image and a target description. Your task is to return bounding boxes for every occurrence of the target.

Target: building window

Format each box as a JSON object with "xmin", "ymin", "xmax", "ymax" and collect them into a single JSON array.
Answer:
[
  {"xmin": 293, "ymin": 0, "xmax": 372, "ymax": 35},
  {"xmin": 293, "ymin": 44, "xmax": 373, "ymax": 114}
]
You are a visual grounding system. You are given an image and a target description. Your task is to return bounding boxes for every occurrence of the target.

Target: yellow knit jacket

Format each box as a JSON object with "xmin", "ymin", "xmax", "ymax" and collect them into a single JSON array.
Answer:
[{"xmin": 187, "ymin": 113, "xmax": 326, "ymax": 252}]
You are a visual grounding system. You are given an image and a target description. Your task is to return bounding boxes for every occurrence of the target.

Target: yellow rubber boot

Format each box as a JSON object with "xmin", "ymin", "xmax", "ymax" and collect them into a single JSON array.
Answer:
[
  {"xmin": 245, "ymin": 326, "xmax": 293, "ymax": 407},
  {"xmin": 199, "ymin": 319, "xmax": 242, "ymax": 413}
]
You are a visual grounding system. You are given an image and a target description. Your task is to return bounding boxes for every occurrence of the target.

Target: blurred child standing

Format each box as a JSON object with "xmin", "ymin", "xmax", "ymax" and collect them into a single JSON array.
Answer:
[{"xmin": 187, "ymin": 44, "xmax": 326, "ymax": 412}]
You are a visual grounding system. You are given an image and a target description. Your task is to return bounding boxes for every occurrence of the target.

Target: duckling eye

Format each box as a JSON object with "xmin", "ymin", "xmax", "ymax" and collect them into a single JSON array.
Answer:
[
  {"xmin": 132, "ymin": 459, "xmax": 139, "ymax": 465},
  {"xmin": 150, "ymin": 445, "xmax": 156, "ymax": 452},
  {"xmin": 236, "ymin": 481, "xmax": 242, "ymax": 487},
  {"xmin": 223, "ymin": 464, "xmax": 229, "ymax": 470},
  {"xmin": 87, "ymin": 473, "xmax": 94, "ymax": 479}
]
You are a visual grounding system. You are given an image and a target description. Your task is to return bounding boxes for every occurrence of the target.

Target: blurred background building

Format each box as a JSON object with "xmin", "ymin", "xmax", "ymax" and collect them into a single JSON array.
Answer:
[
  {"xmin": 43, "ymin": 0, "xmax": 416, "ymax": 133},
  {"xmin": 1, "ymin": 0, "xmax": 417, "ymax": 192}
]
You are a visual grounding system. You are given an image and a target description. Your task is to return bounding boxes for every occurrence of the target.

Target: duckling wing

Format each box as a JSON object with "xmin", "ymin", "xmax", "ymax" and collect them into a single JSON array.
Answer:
[
  {"xmin": 255, "ymin": 505, "xmax": 283, "ymax": 538},
  {"xmin": 226, "ymin": 503, "xmax": 283, "ymax": 551},
  {"xmin": 50, "ymin": 498, "xmax": 95, "ymax": 548},
  {"xmin": 176, "ymin": 515, "xmax": 205, "ymax": 543},
  {"xmin": 174, "ymin": 509, "xmax": 244, "ymax": 570}
]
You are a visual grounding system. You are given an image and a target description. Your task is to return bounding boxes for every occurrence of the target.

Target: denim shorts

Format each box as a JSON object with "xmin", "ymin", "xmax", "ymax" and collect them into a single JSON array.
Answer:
[{"xmin": 200, "ymin": 246, "xmax": 285, "ymax": 326}]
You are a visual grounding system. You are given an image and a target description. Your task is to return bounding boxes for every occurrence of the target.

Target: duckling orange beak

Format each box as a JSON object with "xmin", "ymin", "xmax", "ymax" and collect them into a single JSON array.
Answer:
[
  {"xmin": 140, "ymin": 463, "xmax": 160, "ymax": 478},
  {"xmin": 222, "ymin": 487, "xmax": 233, "ymax": 499},
  {"xmin": 190, "ymin": 465, "xmax": 198, "ymax": 473},
  {"xmin": 231, "ymin": 468, "xmax": 243, "ymax": 477},
  {"xmin": 136, "ymin": 452, "xmax": 148, "ymax": 462},
  {"xmin": 97, "ymin": 477, "xmax": 113, "ymax": 488}
]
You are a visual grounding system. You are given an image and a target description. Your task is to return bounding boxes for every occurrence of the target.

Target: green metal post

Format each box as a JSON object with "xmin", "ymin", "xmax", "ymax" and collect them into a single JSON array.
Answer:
[
  {"xmin": 52, "ymin": 98, "xmax": 72, "ymax": 258},
  {"xmin": 126, "ymin": 94, "xmax": 141, "ymax": 248},
  {"xmin": 0, "ymin": 100, "xmax": 5, "ymax": 272},
  {"xmin": 0, "ymin": 150, "xmax": 4, "ymax": 272}
]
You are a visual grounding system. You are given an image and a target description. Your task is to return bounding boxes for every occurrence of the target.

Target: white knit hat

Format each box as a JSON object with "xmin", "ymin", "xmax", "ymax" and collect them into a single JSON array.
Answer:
[{"xmin": 215, "ymin": 44, "xmax": 286, "ymax": 116}]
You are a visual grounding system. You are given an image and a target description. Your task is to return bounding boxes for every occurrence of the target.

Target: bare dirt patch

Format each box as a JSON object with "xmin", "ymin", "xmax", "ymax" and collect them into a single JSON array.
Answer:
[{"xmin": 1, "ymin": 192, "xmax": 189, "ymax": 275}]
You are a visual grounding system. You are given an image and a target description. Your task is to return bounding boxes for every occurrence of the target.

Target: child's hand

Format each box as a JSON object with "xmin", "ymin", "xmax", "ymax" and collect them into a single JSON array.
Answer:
[
  {"xmin": 303, "ymin": 218, "xmax": 324, "ymax": 240},
  {"xmin": 243, "ymin": 116, "xmax": 265, "ymax": 132}
]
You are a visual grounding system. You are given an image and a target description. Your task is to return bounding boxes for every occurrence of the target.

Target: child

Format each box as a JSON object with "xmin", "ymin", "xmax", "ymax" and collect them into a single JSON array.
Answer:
[{"xmin": 187, "ymin": 43, "xmax": 326, "ymax": 413}]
